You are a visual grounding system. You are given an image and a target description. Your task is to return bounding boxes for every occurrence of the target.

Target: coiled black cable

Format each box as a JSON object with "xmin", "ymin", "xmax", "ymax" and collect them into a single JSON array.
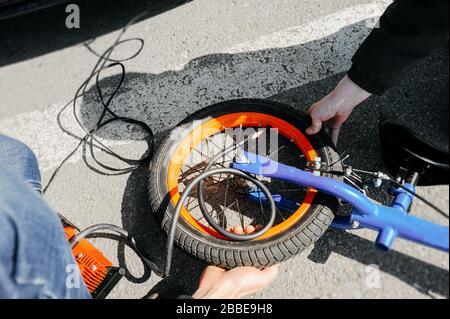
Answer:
[
  {"xmin": 44, "ymin": 11, "xmax": 165, "ymax": 278},
  {"xmin": 43, "ymin": 12, "xmax": 152, "ymax": 194},
  {"xmin": 197, "ymin": 135, "xmax": 277, "ymax": 241}
]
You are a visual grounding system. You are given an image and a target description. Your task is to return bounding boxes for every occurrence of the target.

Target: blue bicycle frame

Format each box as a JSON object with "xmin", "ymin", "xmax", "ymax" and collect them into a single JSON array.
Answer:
[{"xmin": 233, "ymin": 152, "xmax": 449, "ymax": 252}]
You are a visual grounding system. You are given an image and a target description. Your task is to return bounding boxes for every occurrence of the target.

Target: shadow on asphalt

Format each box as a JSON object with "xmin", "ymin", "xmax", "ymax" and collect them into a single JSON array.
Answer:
[
  {"xmin": 36, "ymin": 13, "xmax": 448, "ymax": 297},
  {"xmin": 0, "ymin": 0, "xmax": 191, "ymax": 67},
  {"xmin": 308, "ymin": 229, "xmax": 449, "ymax": 298}
]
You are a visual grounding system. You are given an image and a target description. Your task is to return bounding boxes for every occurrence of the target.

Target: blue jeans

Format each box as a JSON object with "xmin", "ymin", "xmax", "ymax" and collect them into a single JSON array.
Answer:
[{"xmin": 0, "ymin": 134, "xmax": 90, "ymax": 299}]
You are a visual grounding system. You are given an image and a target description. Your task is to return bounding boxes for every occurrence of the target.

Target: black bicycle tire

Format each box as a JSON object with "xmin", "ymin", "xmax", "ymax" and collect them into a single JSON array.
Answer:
[{"xmin": 148, "ymin": 99, "xmax": 342, "ymax": 268}]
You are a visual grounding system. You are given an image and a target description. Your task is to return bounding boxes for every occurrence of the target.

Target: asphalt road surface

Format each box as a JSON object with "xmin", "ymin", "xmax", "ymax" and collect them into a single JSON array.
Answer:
[{"xmin": 0, "ymin": 0, "xmax": 448, "ymax": 299}]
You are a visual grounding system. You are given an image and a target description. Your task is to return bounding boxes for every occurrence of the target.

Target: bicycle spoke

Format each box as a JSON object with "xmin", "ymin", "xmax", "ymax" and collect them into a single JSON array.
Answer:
[
  {"xmin": 185, "ymin": 195, "xmax": 197, "ymax": 209},
  {"xmin": 276, "ymin": 188, "xmax": 307, "ymax": 193},
  {"xmin": 235, "ymin": 198, "xmax": 245, "ymax": 230},
  {"xmin": 194, "ymin": 200, "xmax": 237, "ymax": 225},
  {"xmin": 257, "ymin": 188, "xmax": 265, "ymax": 222},
  {"xmin": 276, "ymin": 208, "xmax": 287, "ymax": 221},
  {"xmin": 205, "ymin": 135, "xmax": 235, "ymax": 162},
  {"xmin": 282, "ymin": 154, "xmax": 306, "ymax": 163},
  {"xmin": 224, "ymin": 178, "xmax": 230, "ymax": 211},
  {"xmin": 268, "ymin": 144, "xmax": 286, "ymax": 159}
]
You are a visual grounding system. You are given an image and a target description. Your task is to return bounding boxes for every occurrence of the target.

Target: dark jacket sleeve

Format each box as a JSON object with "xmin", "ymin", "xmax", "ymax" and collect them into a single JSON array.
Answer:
[{"xmin": 347, "ymin": 0, "xmax": 449, "ymax": 95}]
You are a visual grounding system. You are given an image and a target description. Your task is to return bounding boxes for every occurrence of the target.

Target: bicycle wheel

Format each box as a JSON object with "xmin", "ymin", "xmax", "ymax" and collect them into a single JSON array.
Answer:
[{"xmin": 149, "ymin": 99, "xmax": 342, "ymax": 268}]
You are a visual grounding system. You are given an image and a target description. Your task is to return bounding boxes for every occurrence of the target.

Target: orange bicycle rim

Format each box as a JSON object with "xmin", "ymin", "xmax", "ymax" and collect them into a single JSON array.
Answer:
[{"xmin": 167, "ymin": 112, "xmax": 318, "ymax": 240}]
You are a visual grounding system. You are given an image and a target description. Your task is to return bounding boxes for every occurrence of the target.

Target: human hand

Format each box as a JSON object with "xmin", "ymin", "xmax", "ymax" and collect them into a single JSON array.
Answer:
[
  {"xmin": 192, "ymin": 225, "xmax": 279, "ymax": 299},
  {"xmin": 306, "ymin": 75, "xmax": 371, "ymax": 146}
]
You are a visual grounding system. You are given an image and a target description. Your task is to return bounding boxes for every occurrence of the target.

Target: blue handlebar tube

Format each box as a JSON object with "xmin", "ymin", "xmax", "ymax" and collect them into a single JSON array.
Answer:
[{"xmin": 233, "ymin": 152, "xmax": 449, "ymax": 252}]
